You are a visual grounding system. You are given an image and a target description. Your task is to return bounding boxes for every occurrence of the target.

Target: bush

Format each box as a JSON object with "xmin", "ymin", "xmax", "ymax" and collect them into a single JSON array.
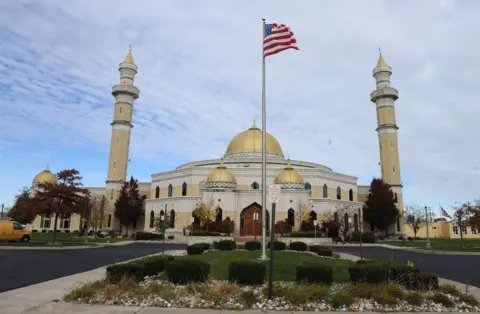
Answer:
[
  {"xmin": 408, "ymin": 273, "xmax": 439, "ymax": 290},
  {"xmin": 245, "ymin": 240, "xmax": 262, "ymax": 251},
  {"xmin": 135, "ymin": 231, "xmax": 164, "ymax": 241},
  {"xmin": 206, "ymin": 219, "xmax": 236, "ymax": 235},
  {"xmin": 355, "ymin": 259, "xmax": 377, "ymax": 265},
  {"xmin": 228, "ymin": 260, "xmax": 266, "ymax": 285},
  {"xmin": 389, "ymin": 263, "xmax": 420, "ymax": 286},
  {"xmin": 165, "ymin": 260, "xmax": 210, "ymax": 284},
  {"xmin": 106, "ymin": 255, "xmax": 174, "ymax": 283},
  {"xmin": 349, "ymin": 262, "xmax": 390, "ymax": 284},
  {"xmin": 267, "ymin": 241, "xmax": 286, "ymax": 251},
  {"xmin": 275, "ymin": 220, "xmax": 292, "ymax": 235},
  {"xmin": 167, "ymin": 235, "xmax": 174, "ymax": 240},
  {"xmin": 296, "ymin": 262, "xmax": 333, "ymax": 284},
  {"xmin": 289, "ymin": 241, "xmax": 307, "ymax": 251},
  {"xmin": 289, "ymin": 231, "xmax": 317, "ymax": 238},
  {"xmin": 351, "ymin": 231, "xmax": 376, "ymax": 243},
  {"xmin": 300, "ymin": 220, "xmax": 320, "ymax": 232},
  {"xmin": 187, "ymin": 243, "xmax": 205, "ymax": 255},
  {"xmin": 321, "ymin": 220, "xmax": 340, "ymax": 238},
  {"xmin": 190, "ymin": 230, "xmax": 220, "ymax": 237},
  {"xmin": 216, "ymin": 239, "xmax": 237, "ymax": 251},
  {"xmin": 310, "ymin": 245, "xmax": 332, "ymax": 257}
]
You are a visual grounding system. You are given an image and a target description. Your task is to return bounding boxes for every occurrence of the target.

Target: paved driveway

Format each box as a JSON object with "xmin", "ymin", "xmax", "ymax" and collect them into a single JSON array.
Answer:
[
  {"xmin": 333, "ymin": 246, "xmax": 479, "ymax": 287},
  {"xmin": 0, "ymin": 243, "xmax": 186, "ymax": 293}
]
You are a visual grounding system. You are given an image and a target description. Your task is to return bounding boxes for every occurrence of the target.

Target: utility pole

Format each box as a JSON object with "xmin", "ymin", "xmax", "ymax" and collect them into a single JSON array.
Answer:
[{"xmin": 425, "ymin": 206, "xmax": 431, "ymax": 250}]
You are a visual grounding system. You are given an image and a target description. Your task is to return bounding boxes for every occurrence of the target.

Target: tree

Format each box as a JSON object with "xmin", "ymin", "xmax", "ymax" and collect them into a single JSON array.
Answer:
[
  {"xmin": 154, "ymin": 209, "xmax": 178, "ymax": 239},
  {"xmin": 362, "ymin": 178, "xmax": 399, "ymax": 236},
  {"xmin": 74, "ymin": 192, "xmax": 95, "ymax": 242},
  {"xmin": 91, "ymin": 195, "xmax": 107, "ymax": 231},
  {"xmin": 193, "ymin": 196, "xmax": 219, "ymax": 230},
  {"xmin": 30, "ymin": 169, "xmax": 87, "ymax": 244},
  {"xmin": 333, "ymin": 202, "xmax": 357, "ymax": 239},
  {"xmin": 453, "ymin": 202, "xmax": 475, "ymax": 248},
  {"xmin": 468, "ymin": 199, "xmax": 480, "ymax": 231},
  {"xmin": 114, "ymin": 182, "xmax": 131, "ymax": 235},
  {"xmin": 114, "ymin": 177, "xmax": 146, "ymax": 235},
  {"xmin": 7, "ymin": 187, "xmax": 36, "ymax": 224},
  {"xmin": 404, "ymin": 204, "xmax": 425, "ymax": 239}
]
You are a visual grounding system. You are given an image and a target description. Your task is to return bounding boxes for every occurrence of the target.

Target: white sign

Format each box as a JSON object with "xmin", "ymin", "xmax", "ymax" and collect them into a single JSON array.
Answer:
[
  {"xmin": 254, "ymin": 212, "xmax": 259, "ymax": 220},
  {"xmin": 313, "ymin": 220, "xmax": 318, "ymax": 226},
  {"xmin": 268, "ymin": 184, "xmax": 281, "ymax": 203},
  {"xmin": 190, "ymin": 217, "xmax": 195, "ymax": 223}
]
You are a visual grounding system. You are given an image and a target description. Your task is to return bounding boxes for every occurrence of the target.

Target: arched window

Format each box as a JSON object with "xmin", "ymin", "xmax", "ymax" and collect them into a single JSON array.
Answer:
[
  {"xmin": 323, "ymin": 184, "xmax": 328, "ymax": 198},
  {"xmin": 170, "ymin": 210, "xmax": 175, "ymax": 228},
  {"xmin": 199, "ymin": 180, "xmax": 206, "ymax": 190},
  {"xmin": 216, "ymin": 208, "xmax": 223, "ymax": 222},
  {"xmin": 334, "ymin": 212, "xmax": 339, "ymax": 222},
  {"xmin": 344, "ymin": 213, "xmax": 349, "ymax": 231},
  {"xmin": 160, "ymin": 210, "xmax": 165, "ymax": 221},
  {"xmin": 394, "ymin": 192, "xmax": 398, "ymax": 203},
  {"xmin": 182, "ymin": 182, "xmax": 187, "ymax": 196},
  {"xmin": 305, "ymin": 182, "xmax": 311, "ymax": 190},
  {"xmin": 349, "ymin": 189, "xmax": 353, "ymax": 201},
  {"xmin": 354, "ymin": 213, "xmax": 359, "ymax": 231},
  {"xmin": 336, "ymin": 187, "xmax": 341, "ymax": 200},
  {"xmin": 149, "ymin": 210, "xmax": 154, "ymax": 228},
  {"xmin": 310, "ymin": 211, "xmax": 317, "ymax": 222},
  {"xmin": 155, "ymin": 186, "xmax": 160, "ymax": 199},
  {"xmin": 168, "ymin": 184, "xmax": 173, "ymax": 197},
  {"xmin": 287, "ymin": 209, "xmax": 295, "ymax": 227},
  {"xmin": 251, "ymin": 182, "xmax": 259, "ymax": 190}
]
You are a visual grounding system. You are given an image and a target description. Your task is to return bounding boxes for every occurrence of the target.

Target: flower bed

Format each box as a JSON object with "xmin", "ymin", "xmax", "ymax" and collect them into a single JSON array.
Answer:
[{"xmin": 64, "ymin": 279, "xmax": 480, "ymax": 312}]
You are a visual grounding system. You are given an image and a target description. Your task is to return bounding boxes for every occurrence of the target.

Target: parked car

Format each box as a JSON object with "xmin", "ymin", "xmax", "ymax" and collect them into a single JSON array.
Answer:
[{"xmin": 0, "ymin": 220, "xmax": 32, "ymax": 242}]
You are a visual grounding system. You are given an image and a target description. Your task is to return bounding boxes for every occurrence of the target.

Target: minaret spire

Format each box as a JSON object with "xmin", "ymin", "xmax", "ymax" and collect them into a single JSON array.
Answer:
[
  {"xmin": 370, "ymin": 50, "xmax": 403, "ymax": 234},
  {"xmin": 106, "ymin": 47, "xmax": 140, "ymax": 186}
]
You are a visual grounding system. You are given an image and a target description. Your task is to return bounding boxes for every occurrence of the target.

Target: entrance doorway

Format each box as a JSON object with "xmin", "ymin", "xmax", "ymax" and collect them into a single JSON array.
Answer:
[{"xmin": 240, "ymin": 203, "xmax": 269, "ymax": 236}]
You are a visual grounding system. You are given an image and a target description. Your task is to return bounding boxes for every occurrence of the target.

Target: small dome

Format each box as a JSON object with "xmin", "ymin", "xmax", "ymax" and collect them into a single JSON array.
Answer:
[
  {"xmin": 206, "ymin": 159, "xmax": 236, "ymax": 189},
  {"xmin": 224, "ymin": 121, "xmax": 284, "ymax": 158},
  {"xmin": 33, "ymin": 167, "xmax": 57, "ymax": 185},
  {"xmin": 274, "ymin": 159, "xmax": 304, "ymax": 189}
]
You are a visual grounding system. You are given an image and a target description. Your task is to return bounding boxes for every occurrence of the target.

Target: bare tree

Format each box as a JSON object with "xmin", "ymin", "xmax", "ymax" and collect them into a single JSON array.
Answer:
[
  {"xmin": 404, "ymin": 204, "xmax": 425, "ymax": 239},
  {"xmin": 90, "ymin": 195, "xmax": 107, "ymax": 232},
  {"xmin": 453, "ymin": 202, "xmax": 475, "ymax": 248},
  {"xmin": 331, "ymin": 202, "xmax": 357, "ymax": 239},
  {"xmin": 294, "ymin": 200, "xmax": 311, "ymax": 227}
]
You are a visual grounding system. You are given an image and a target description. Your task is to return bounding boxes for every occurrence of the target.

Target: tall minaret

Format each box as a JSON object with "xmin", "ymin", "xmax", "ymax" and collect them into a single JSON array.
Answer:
[
  {"xmin": 370, "ymin": 51, "xmax": 404, "ymax": 233},
  {"xmin": 106, "ymin": 47, "xmax": 139, "ymax": 187}
]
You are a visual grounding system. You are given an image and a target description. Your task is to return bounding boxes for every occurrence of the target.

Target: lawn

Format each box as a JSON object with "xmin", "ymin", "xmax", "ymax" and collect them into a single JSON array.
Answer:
[
  {"xmin": 383, "ymin": 238, "xmax": 480, "ymax": 252},
  {"xmin": 1, "ymin": 232, "xmax": 126, "ymax": 247},
  {"xmin": 177, "ymin": 250, "xmax": 354, "ymax": 282}
]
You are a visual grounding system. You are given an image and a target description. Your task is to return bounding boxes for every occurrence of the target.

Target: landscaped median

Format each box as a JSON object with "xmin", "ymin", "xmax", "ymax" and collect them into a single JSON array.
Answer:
[{"xmin": 63, "ymin": 240, "xmax": 480, "ymax": 312}]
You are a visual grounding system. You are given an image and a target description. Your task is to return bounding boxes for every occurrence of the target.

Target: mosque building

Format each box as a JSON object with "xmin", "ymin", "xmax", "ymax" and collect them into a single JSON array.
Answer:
[{"xmin": 29, "ymin": 49, "xmax": 405, "ymax": 236}]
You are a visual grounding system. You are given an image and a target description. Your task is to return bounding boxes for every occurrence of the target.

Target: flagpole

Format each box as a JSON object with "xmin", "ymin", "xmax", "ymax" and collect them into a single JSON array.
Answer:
[{"xmin": 261, "ymin": 17, "xmax": 268, "ymax": 260}]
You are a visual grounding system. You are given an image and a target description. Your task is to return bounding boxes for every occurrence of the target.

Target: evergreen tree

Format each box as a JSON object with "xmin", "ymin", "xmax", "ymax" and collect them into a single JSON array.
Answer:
[
  {"xmin": 362, "ymin": 178, "xmax": 399, "ymax": 235},
  {"xmin": 114, "ymin": 182, "xmax": 131, "ymax": 234},
  {"xmin": 127, "ymin": 176, "xmax": 145, "ymax": 229}
]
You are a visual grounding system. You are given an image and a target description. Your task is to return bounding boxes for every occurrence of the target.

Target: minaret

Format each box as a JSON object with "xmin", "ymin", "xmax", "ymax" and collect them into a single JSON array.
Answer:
[
  {"xmin": 106, "ymin": 47, "xmax": 139, "ymax": 187},
  {"xmin": 370, "ymin": 51, "xmax": 404, "ymax": 233}
]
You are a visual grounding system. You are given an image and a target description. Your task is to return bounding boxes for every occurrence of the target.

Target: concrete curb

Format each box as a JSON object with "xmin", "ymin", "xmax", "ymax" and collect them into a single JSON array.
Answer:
[
  {"xmin": 327, "ymin": 243, "xmax": 480, "ymax": 255},
  {"xmin": 0, "ymin": 240, "xmax": 184, "ymax": 250}
]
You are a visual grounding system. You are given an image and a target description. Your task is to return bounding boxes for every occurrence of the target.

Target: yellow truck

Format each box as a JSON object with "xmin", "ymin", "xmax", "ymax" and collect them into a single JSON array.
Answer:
[{"xmin": 0, "ymin": 220, "xmax": 32, "ymax": 242}]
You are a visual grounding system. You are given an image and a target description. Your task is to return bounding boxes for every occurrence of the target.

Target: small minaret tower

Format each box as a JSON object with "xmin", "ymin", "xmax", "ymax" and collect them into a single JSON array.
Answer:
[
  {"xmin": 370, "ymin": 50, "xmax": 404, "ymax": 234},
  {"xmin": 106, "ymin": 47, "xmax": 139, "ymax": 187}
]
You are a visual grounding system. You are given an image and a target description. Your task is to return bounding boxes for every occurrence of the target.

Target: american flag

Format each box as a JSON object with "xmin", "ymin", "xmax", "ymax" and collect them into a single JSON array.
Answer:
[
  {"xmin": 441, "ymin": 206, "xmax": 452, "ymax": 219},
  {"xmin": 264, "ymin": 23, "xmax": 299, "ymax": 58}
]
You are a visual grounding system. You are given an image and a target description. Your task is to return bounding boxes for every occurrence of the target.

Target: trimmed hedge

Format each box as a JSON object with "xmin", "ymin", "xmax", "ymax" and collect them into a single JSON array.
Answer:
[
  {"xmin": 289, "ymin": 241, "xmax": 308, "ymax": 252},
  {"xmin": 106, "ymin": 255, "xmax": 174, "ymax": 283},
  {"xmin": 296, "ymin": 261, "xmax": 333, "ymax": 284},
  {"xmin": 310, "ymin": 245, "xmax": 333, "ymax": 257},
  {"xmin": 267, "ymin": 241, "xmax": 286, "ymax": 251},
  {"xmin": 187, "ymin": 243, "xmax": 205, "ymax": 255},
  {"xmin": 245, "ymin": 240, "xmax": 262, "ymax": 251},
  {"xmin": 135, "ymin": 231, "xmax": 164, "ymax": 241},
  {"xmin": 165, "ymin": 260, "xmax": 210, "ymax": 284},
  {"xmin": 215, "ymin": 239, "xmax": 237, "ymax": 251},
  {"xmin": 351, "ymin": 231, "xmax": 376, "ymax": 243},
  {"xmin": 288, "ymin": 231, "xmax": 317, "ymax": 238},
  {"xmin": 349, "ymin": 262, "xmax": 390, "ymax": 284},
  {"xmin": 228, "ymin": 260, "xmax": 266, "ymax": 285},
  {"xmin": 191, "ymin": 230, "xmax": 221, "ymax": 236},
  {"xmin": 355, "ymin": 259, "xmax": 378, "ymax": 265}
]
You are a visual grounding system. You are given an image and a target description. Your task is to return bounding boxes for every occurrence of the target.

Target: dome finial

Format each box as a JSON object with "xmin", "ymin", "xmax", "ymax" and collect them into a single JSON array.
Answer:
[
  {"xmin": 46, "ymin": 164, "xmax": 49, "ymax": 170},
  {"xmin": 123, "ymin": 45, "xmax": 135, "ymax": 65},
  {"xmin": 376, "ymin": 47, "xmax": 389, "ymax": 68},
  {"xmin": 251, "ymin": 118, "xmax": 258, "ymax": 129}
]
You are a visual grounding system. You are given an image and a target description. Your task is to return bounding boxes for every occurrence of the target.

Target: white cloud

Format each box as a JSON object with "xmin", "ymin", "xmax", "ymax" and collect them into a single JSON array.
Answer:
[{"xmin": 1, "ymin": 0, "xmax": 479, "ymax": 209}]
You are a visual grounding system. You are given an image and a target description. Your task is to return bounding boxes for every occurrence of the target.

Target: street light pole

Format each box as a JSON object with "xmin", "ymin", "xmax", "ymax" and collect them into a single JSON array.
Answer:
[
  {"xmin": 425, "ymin": 206, "xmax": 431, "ymax": 250},
  {"xmin": 358, "ymin": 207, "xmax": 363, "ymax": 260}
]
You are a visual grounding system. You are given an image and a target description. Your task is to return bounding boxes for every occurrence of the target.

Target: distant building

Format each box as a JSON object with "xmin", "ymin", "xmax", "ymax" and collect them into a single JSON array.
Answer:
[{"xmin": 405, "ymin": 221, "xmax": 480, "ymax": 239}]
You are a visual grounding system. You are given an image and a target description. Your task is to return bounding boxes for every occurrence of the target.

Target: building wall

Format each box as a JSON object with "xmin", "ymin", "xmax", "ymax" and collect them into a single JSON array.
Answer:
[{"xmin": 405, "ymin": 221, "xmax": 480, "ymax": 239}]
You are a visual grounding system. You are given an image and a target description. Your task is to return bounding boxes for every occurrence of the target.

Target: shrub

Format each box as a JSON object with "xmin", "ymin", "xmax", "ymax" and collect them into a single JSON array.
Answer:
[
  {"xmin": 351, "ymin": 231, "xmax": 376, "ymax": 243},
  {"xmin": 296, "ymin": 262, "xmax": 333, "ymax": 285},
  {"xmin": 439, "ymin": 284, "xmax": 461, "ymax": 297},
  {"xmin": 167, "ymin": 235, "xmax": 174, "ymax": 240},
  {"xmin": 459, "ymin": 294, "xmax": 479, "ymax": 306},
  {"xmin": 275, "ymin": 220, "xmax": 292, "ymax": 235},
  {"xmin": 349, "ymin": 262, "xmax": 390, "ymax": 284},
  {"xmin": 408, "ymin": 273, "xmax": 439, "ymax": 291},
  {"xmin": 190, "ymin": 230, "xmax": 220, "ymax": 237},
  {"xmin": 216, "ymin": 239, "xmax": 236, "ymax": 251},
  {"xmin": 406, "ymin": 291, "xmax": 424, "ymax": 306},
  {"xmin": 289, "ymin": 231, "xmax": 317, "ymax": 238},
  {"xmin": 245, "ymin": 240, "xmax": 262, "ymax": 251},
  {"xmin": 106, "ymin": 255, "xmax": 174, "ymax": 283},
  {"xmin": 165, "ymin": 260, "xmax": 210, "ymax": 284},
  {"xmin": 355, "ymin": 258, "xmax": 377, "ymax": 265},
  {"xmin": 135, "ymin": 231, "xmax": 164, "ymax": 240},
  {"xmin": 300, "ymin": 220, "xmax": 320, "ymax": 232},
  {"xmin": 429, "ymin": 292, "xmax": 454, "ymax": 307},
  {"xmin": 206, "ymin": 219, "xmax": 236, "ymax": 235},
  {"xmin": 289, "ymin": 241, "xmax": 307, "ymax": 251},
  {"xmin": 310, "ymin": 245, "xmax": 332, "ymax": 257},
  {"xmin": 321, "ymin": 220, "xmax": 340, "ymax": 238},
  {"xmin": 228, "ymin": 260, "xmax": 266, "ymax": 285},
  {"xmin": 267, "ymin": 241, "xmax": 286, "ymax": 251},
  {"xmin": 388, "ymin": 263, "xmax": 420, "ymax": 286},
  {"xmin": 187, "ymin": 244, "xmax": 205, "ymax": 255}
]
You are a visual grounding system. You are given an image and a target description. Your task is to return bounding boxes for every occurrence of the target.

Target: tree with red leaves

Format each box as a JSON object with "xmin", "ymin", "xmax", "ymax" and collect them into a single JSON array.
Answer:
[
  {"xmin": 8, "ymin": 186, "xmax": 37, "ymax": 224},
  {"xmin": 362, "ymin": 178, "xmax": 399, "ymax": 236},
  {"xmin": 114, "ymin": 177, "xmax": 146, "ymax": 235},
  {"xmin": 30, "ymin": 169, "xmax": 87, "ymax": 244}
]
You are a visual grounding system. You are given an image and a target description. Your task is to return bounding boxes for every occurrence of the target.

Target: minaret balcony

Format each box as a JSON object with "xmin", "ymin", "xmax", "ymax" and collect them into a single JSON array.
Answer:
[
  {"xmin": 112, "ymin": 85, "xmax": 140, "ymax": 99},
  {"xmin": 370, "ymin": 87, "xmax": 398, "ymax": 102}
]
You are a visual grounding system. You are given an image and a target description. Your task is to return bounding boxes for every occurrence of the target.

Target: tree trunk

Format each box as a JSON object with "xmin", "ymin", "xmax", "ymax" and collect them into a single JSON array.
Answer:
[
  {"xmin": 52, "ymin": 213, "xmax": 59, "ymax": 244},
  {"xmin": 84, "ymin": 213, "xmax": 90, "ymax": 243},
  {"xmin": 460, "ymin": 229, "xmax": 464, "ymax": 248}
]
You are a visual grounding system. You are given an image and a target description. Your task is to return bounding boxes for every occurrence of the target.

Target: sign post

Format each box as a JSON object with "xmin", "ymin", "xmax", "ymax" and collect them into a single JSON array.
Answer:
[
  {"xmin": 190, "ymin": 216, "xmax": 195, "ymax": 237},
  {"xmin": 253, "ymin": 212, "xmax": 258, "ymax": 241},
  {"xmin": 313, "ymin": 220, "xmax": 318, "ymax": 238},
  {"xmin": 267, "ymin": 184, "xmax": 281, "ymax": 300}
]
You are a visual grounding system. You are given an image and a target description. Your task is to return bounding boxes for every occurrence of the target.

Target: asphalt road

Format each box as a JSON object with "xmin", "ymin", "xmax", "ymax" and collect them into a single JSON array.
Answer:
[
  {"xmin": 0, "ymin": 243, "xmax": 186, "ymax": 293},
  {"xmin": 333, "ymin": 246, "xmax": 479, "ymax": 287}
]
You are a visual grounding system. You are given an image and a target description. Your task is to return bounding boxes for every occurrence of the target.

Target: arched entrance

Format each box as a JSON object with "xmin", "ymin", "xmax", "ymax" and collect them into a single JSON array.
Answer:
[{"xmin": 240, "ymin": 202, "xmax": 269, "ymax": 236}]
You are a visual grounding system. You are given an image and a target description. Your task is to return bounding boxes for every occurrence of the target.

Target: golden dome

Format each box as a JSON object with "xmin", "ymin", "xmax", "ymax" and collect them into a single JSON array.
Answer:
[
  {"xmin": 274, "ymin": 159, "xmax": 304, "ymax": 184},
  {"xmin": 225, "ymin": 121, "xmax": 284, "ymax": 157},
  {"xmin": 207, "ymin": 159, "xmax": 237, "ymax": 184},
  {"xmin": 33, "ymin": 167, "xmax": 58, "ymax": 185}
]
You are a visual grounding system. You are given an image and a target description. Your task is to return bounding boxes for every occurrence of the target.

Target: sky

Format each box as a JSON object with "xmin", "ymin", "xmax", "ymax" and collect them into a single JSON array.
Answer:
[{"xmin": 1, "ymin": 0, "xmax": 479, "ymax": 212}]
